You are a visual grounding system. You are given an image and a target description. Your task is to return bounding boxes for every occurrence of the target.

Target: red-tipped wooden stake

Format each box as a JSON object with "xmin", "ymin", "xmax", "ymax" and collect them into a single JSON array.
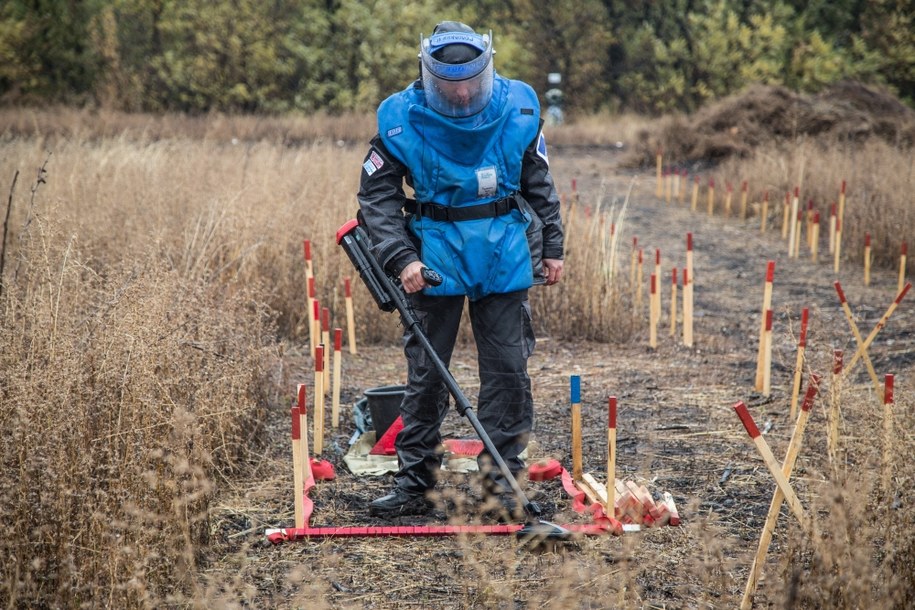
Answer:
[
  {"xmin": 834, "ymin": 217, "xmax": 842, "ymax": 273},
  {"xmin": 683, "ymin": 268, "xmax": 693, "ymax": 347},
  {"xmin": 332, "ymin": 328, "xmax": 343, "ymax": 428},
  {"xmin": 899, "ymin": 242, "xmax": 908, "ymax": 295},
  {"xmin": 811, "ymin": 212, "xmax": 820, "ymax": 262},
  {"xmin": 882, "ymin": 374, "xmax": 895, "ymax": 492},
  {"xmin": 760, "ymin": 191, "xmax": 769, "ymax": 233},
  {"xmin": 740, "ymin": 377, "xmax": 821, "ymax": 610},
  {"xmin": 755, "ymin": 261, "xmax": 776, "ymax": 391},
  {"xmin": 707, "ymin": 178, "xmax": 716, "ymax": 216},
  {"xmin": 686, "ymin": 232, "xmax": 694, "ymax": 286},
  {"xmin": 344, "ymin": 277, "xmax": 358, "ymax": 354},
  {"xmin": 649, "ymin": 274, "xmax": 658, "ymax": 348},
  {"xmin": 291, "ymin": 396, "xmax": 305, "ymax": 528},
  {"xmin": 654, "ymin": 249, "xmax": 662, "ymax": 325},
  {"xmin": 571, "ymin": 376, "xmax": 582, "ymax": 481},
  {"xmin": 740, "ymin": 180, "xmax": 749, "ymax": 219},
  {"xmin": 789, "ymin": 308, "xmax": 810, "ymax": 420},
  {"xmin": 314, "ymin": 344, "xmax": 325, "ymax": 455},
  {"xmin": 691, "ymin": 175, "xmax": 700, "ymax": 212},
  {"xmin": 733, "ymin": 402, "xmax": 808, "ymax": 526},
  {"xmin": 670, "ymin": 268, "xmax": 678, "ymax": 337},
  {"xmin": 630, "ymin": 236, "xmax": 638, "ymax": 288},
  {"xmin": 665, "ymin": 168, "xmax": 673, "ymax": 203},
  {"xmin": 312, "ymin": 298, "xmax": 320, "ymax": 360},
  {"xmin": 307, "ymin": 276, "xmax": 317, "ymax": 355},
  {"xmin": 675, "ymin": 169, "xmax": 683, "ymax": 204},
  {"xmin": 828, "ymin": 350, "xmax": 843, "ymax": 464},
  {"xmin": 834, "ymin": 281, "xmax": 885, "ymax": 403},
  {"xmin": 828, "ymin": 202, "xmax": 837, "ymax": 254},
  {"xmin": 843, "ymin": 282, "xmax": 911, "ymax": 384},
  {"xmin": 864, "ymin": 233, "xmax": 872, "ymax": 286},
  {"xmin": 788, "ymin": 187, "xmax": 800, "ymax": 256},
  {"xmin": 636, "ymin": 248, "xmax": 644, "ymax": 310},
  {"xmin": 607, "ymin": 397, "xmax": 617, "ymax": 516},
  {"xmin": 656, "ymin": 149, "xmax": 663, "ymax": 198},
  {"xmin": 762, "ymin": 309, "xmax": 774, "ymax": 396},
  {"xmin": 321, "ymin": 307, "xmax": 331, "ymax": 393},
  {"xmin": 781, "ymin": 192, "xmax": 791, "ymax": 240},
  {"xmin": 792, "ymin": 209, "xmax": 803, "ymax": 258},
  {"xmin": 303, "ymin": 239, "xmax": 313, "ymax": 275},
  {"xmin": 724, "ymin": 182, "xmax": 733, "ymax": 217}
]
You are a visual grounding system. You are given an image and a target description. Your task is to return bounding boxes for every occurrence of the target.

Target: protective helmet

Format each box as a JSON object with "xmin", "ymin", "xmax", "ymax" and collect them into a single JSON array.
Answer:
[{"xmin": 420, "ymin": 21, "xmax": 494, "ymax": 118}]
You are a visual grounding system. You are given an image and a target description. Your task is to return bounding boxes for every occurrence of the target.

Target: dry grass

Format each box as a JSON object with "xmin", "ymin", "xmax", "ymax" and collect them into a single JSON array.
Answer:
[{"xmin": 1, "ymin": 109, "xmax": 913, "ymax": 608}]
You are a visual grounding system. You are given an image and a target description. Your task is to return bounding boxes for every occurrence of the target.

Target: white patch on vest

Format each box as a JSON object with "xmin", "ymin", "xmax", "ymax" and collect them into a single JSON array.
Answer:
[
  {"xmin": 386, "ymin": 126, "xmax": 403, "ymax": 137},
  {"xmin": 476, "ymin": 166, "xmax": 498, "ymax": 199}
]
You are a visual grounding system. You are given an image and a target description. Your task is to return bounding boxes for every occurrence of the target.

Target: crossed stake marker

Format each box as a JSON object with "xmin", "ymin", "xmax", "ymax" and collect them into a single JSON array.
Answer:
[
  {"xmin": 735, "ymin": 374, "xmax": 822, "ymax": 610},
  {"xmin": 834, "ymin": 281, "xmax": 911, "ymax": 404}
]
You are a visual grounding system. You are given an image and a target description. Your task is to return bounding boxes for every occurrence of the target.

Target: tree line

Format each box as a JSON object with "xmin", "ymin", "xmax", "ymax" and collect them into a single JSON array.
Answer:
[{"xmin": 1, "ymin": 0, "xmax": 912, "ymax": 116}]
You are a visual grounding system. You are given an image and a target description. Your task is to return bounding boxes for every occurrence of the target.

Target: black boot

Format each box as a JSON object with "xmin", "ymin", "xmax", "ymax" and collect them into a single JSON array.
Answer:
[{"xmin": 369, "ymin": 488, "xmax": 432, "ymax": 517}]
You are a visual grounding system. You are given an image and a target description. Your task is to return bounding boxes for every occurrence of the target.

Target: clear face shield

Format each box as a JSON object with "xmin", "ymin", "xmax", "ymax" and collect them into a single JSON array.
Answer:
[{"xmin": 420, "ymin": 31, "xmax": 494, "ymax": 118}]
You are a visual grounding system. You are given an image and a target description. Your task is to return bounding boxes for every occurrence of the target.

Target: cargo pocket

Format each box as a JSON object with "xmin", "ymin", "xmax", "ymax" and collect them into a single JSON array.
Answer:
[{"xmin": 521, "ymin": 299, "xmax": 536, "ymax": 359}]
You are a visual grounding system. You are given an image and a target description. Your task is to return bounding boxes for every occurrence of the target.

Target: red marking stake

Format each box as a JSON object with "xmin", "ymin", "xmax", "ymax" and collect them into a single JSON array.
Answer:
[
  {"xmin": 344, "ymin": 277, "xmax": 357, "ymax": 354},
  {"xmin": 760, "ymin": 190, "xmax": 769, "ymax": 233},
  {"xmin": 755, "ymin": 261, "xmax": 775, "ymax": 391},
  {"xmin": 332, "ymin": 328, "xmax": 343, "ymax": 428},
  {"xmin": 607, "ymin": 397, "xmax": 618, "ymax": 515},
  {"xmin": 899, "ymin": 242, "xmax": 908, "ymax": 295},
  {"xmin": 314, "ymin": 345, "xmax": 325, "ymax": 455},
  {"xmin": 789, "ymin": 308, "xmax": 810, "ymax": 420}
]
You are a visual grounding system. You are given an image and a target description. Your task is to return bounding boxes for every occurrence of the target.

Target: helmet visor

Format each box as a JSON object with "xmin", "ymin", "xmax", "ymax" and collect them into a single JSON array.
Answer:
[{"xmin": 421, "ymin": 31, "xmax": 494, "ymax": 117}]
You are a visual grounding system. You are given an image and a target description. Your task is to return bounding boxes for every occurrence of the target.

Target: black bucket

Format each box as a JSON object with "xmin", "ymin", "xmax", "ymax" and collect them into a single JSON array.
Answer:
[{"xmin": 364, "ymin": 385, "xmax": 405, "ymax": 436}]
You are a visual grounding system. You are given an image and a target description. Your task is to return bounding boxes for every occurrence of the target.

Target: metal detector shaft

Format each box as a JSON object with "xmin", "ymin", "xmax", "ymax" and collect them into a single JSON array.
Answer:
[{"xmin": 336, "ymin": 220, "xmax": 540, "ymax": 519}]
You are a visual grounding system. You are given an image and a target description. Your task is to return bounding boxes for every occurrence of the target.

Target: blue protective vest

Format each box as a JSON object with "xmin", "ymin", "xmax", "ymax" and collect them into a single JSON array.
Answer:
[{"xmin": 378, "ymin": 75, "xmax": 541, "ymax": 300}]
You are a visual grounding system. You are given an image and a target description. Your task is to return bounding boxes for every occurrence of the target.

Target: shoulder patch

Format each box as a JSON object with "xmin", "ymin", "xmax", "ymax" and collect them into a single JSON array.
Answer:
[
  {"xmin": 363, "ymin": 149, "xmax": 385, "ymax": 176},
  {"xmin": 536, "ymin": 131, "xmax": 549, "ymax": 164},
  {"xmin": 520, "ymin": 108, "xmax": 534, "ymax": 115},
  {"xmin": 386, "ymin": 125, "xmax": 403, "ymax": 137}
]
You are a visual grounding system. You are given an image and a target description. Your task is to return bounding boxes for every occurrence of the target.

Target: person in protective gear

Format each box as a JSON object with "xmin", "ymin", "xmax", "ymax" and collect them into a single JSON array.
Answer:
[{"xmin": 356, "ymin": 20, "xmax": 564, "ymax": 519}]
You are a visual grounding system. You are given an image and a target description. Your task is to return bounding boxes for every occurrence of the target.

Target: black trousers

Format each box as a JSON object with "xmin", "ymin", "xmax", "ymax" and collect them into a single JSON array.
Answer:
[{"xmin": 393, "ymin": 289, "xmax": 535, "ymax": 494}]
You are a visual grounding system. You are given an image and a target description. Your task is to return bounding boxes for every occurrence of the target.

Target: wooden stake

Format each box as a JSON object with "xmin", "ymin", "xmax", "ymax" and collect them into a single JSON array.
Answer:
[
  {"xmin": 670, "ymin": 268, "xmax": 678, "ymax": 337},
  {"xmin": 321, "ymin": 307, "xmax": 330, "ymax": 394},
  {"xmin": 307, "ymin": 276, "xmax": 317, "ymax": 356},
  {"xmin": 707, "ymin": 178, "xmax": 715, "ymax": 216},
  {"xmin": 683, "ymin": 268, "xmax": 693, "ymax": 347},
  {"xmin": 654, "ymin": 249, "xmax": 662, "ymax": 325},
  {"xmin": 833, "ymin": 217, "xmax": 842, "ymax": 273},
  {"xmin": 755, "ymin": 261, "xmax": 775, "ymax": 391},
  {"xmin": 303, "ymin": 239, "xmax": 313, "ymax": 276},
  {"xmin": 723, "ymin": 182, "xmax": 733, "ymax": 217},
  {"xmin": 344, "ymin": 277, "xmax": 358, "ymax": 354},
  {"xmin": 834, "ymin": 281, "xmax": 885, "ymax": 403},
  {"xmin": 740, "ymin": 378, "xmax": 821, "ymax": 610},
  {"xmin": 864, "ymin": 233, "xmax": 871, "ymax": 286},
  {"xmin": 690, "ymin": 175, "xmax": 699, "ymax": 212},
  {"xmin": 656, "ymin": 149, "xmax": 663, "ymax": 198},
  {"xmin": 760, "ymin": 191, "xmax": 769, "ymax": 233},
  {"xmin": 733, "ymin": 402, "xmax": 808, "ymax": 526},
  {"xmin": 843, "ymin": 282, "xmax": 911, "ymax": 377},
  {"xmin": 828, "ymin": 203, "xmax": 836, "ymax": 254},
  {"xmin": 571, "ymin": 375, "xmax": 582, "ymax": 481},
  {"xmin": 883, "ymin": 374, "xmax": 895, "ymax": 493},
  {"xmin": 740, "ymin": 181, "xmax": 748, "ymax": 219},
  {"xmin": 788, "ymin": 187, "xmax": 799, "ymax": 256},
  {"xmin": 810, "ymin": 212, "xmax": 820, "ymax": 263},
  {"xmin": 314, "ymin": 344, "xmax": 325, "ymax": 455},
  {"xmin": 789, "ymin": 308, "xmax": 809, "ymax": 420},
  {"xmin": 312, "ymin": 298, "xmax": 321, "ymax": 360},
  {"xmin": 636, "ymin": 249, "xmax": 644, "ymax": 310},
  {"xmin": 686, "ymin": 232, "xmax": 694, "ymax": 286},
  {"xmin": 649, "ymin": 274, "xmax": 658, "ymax": 348},
  {"xmin": 607, "ymin": 397, "xmax": 617, "ymax": 516},
  {"xmin": 762, "ymin": 309, "xmax": 773, "ymax": 396},
  {"xmin": 331, "ymin": 328, "xmax": 342, "ymax": 428},
  {"xmin": 291, "ymin": 400, "xmax": 305, "ymax": 529},
  {"xmin": 899, "ymin": 242, "xmax": 908, "ymax": 295},
  {"xmin": 781, "ymin": 192, "xmax": 790, "ymax": 240},
  {"xmin": 828, "ymin": 350, "xmax": 843, "ymax": 465}
]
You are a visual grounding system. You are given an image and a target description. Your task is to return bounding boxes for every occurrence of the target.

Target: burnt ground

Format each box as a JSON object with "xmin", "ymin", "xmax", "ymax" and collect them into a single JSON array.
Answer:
[{"xmin": 202, "ymin": 147, "xmax": 914, "ymax": 608}]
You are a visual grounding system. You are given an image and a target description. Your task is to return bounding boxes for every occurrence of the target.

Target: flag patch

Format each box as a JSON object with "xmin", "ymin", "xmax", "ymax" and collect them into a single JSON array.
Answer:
[
  {"xmin": 536, "ymin": 131, "xmax": 549, "ymax": 164},
  {"xmin": 363, "ymin": 150, "xmax": 385, "ymax": 176}
]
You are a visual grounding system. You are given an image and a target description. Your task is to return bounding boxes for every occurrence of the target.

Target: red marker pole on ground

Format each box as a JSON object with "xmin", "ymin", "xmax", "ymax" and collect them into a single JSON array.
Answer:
[
  {"xmin": 833, "ymin": 217, "xmax": 842, "ymax": 273},
  {"xmin": 691, "ymin": 175, "xmax": 699, "ymax": 212},
  {"xmin": 760, "ymin": 191, "xmax": 769, "ymax": 233},
  {"xmin": 755, "ymin": 261, "xmax": 775, "ymax": 391},
  {"xmin": 781, "ymin": 192, "xmax": 791, "ymax": 240},
  {"xmin": 792, "ymin": 209, "xmax": 803, "ymax": 259},
  {"xmin": 843, "ymin": 282, "xmax": 911, "ymax": 382},
  {"xmin": 307, "ymin": 276, "xmax": 316, "ymax": 356},
  {"xmin": 811, "ymin": 212, "xmax": 820, "ymax": 262},
  {"xmin": 291, "ymin": 385, "xmax": 309, "ymax": 529},
  {"xmin": 314, "ymin": 345, "xmax": 325, "ymax": 455},
  {"xmin": 864, "ymin": 233, "xmax": 872, "ymax": 286},
  {"xmin": 344, "ymin": 277, "xmax": 358, "ymax": 354},
  {"xmin": 312, "ymin": 299, "xmax": 321, "ymax": 360},
  {"xmin": 789, "ymin": 308, "xmax": 809, "ymax": 420},
  {"xmin": 636, "ymin": 248, "xmax": 644, "ymax": 310},
  {"xmin": 828, "ymin": 350, "xmax": 843, "ymax": 465},
  {"xmin": 788, "ymin": 187, "xmax": 800, "ymax": 257},
  {"xmin": 321, "ymin": 307, "xmax": 331, "ymax": 393},
  {"xmin": 654, "ymin": 249, "xmax": 662, "ymax": 326},
  {"xmin": 606, "ymin": 397, "xmax": 617, "ymax": 516},
  {"xmin": 332, "ymin": 328, "xmax": 343, "ymax": 428},
  {"xmin": 899, "ymin": 242, "xmax": 908, "ymax": 295},
  {"xmin": 683, "ymin": 268, "xmax": 693, "ymax": 347},
  {"xmin": 762, "ymin": 310, "xmax": 774, "ymax": 396},
  {"xmin": 882, "ymin": 374, "xmax": 895, "ymax": 493},
  {"xmin": 740, "ymin": 377, "xmax": 821, "ymax": 610},
  {"xmin": 303, "ymin": 239, "xmax": 313, "ymax": 276},
  {"xmin": 670, "ymin": 268, "xmax": 678, "ymax": 337},
  {"xmin": 828, "ymin": 202, "xmax": 837, "ymax": 254}
]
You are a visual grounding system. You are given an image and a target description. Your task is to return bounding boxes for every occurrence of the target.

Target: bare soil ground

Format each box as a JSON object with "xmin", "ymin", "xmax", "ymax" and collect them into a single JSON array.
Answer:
[{"xmin": 203, "ymin": 147, "xmax": 914, "ymax": 608}]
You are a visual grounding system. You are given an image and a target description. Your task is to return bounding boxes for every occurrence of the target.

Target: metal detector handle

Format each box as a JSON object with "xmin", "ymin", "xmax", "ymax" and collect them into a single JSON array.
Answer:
[
  {"xmin": 335, "ymin": 219, "xmax": 396, "ymax": 312},
  {"xmin": 421, "ymin": 267, "xmax": 443, "ymax": 286}
]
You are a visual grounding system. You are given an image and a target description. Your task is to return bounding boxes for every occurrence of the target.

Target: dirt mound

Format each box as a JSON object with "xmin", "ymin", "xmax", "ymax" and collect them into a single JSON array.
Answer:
[{"xmin": 624, "ymin": 80, "xmax": 915, "ymax": 168}]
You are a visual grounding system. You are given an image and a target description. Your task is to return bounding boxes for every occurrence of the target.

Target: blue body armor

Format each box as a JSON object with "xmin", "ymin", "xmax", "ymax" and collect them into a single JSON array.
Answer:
[{"xmin": 378, "ymin": 75, "xmax": 541, "ymax": 299}]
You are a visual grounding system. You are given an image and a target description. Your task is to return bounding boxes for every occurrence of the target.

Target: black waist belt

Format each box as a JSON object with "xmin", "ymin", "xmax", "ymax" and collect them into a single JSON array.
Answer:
[{"xmin": 405, "ymin": 194, "xmax": 519, "ymax": 222}]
